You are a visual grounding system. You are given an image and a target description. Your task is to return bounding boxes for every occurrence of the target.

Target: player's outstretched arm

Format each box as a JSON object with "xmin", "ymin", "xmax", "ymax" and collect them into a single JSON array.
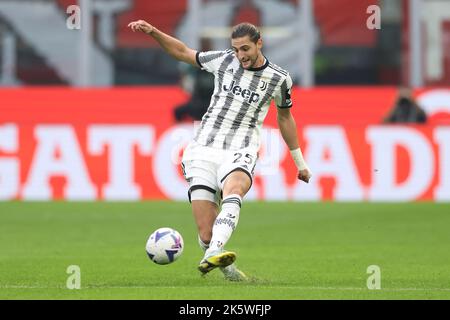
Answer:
[
  {"xmin": 128, "ymin": 20, "xmax": 198, "ymax": 67},
  {"xmin": 277, "ymin": 108, "xmax": 312, "ymax": 183}
]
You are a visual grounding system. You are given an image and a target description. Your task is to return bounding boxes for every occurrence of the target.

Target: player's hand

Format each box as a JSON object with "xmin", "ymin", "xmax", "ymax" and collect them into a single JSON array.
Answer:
[
  {"xmin": 128, "ymin": 20, "xmax": 154, "ymax": 35},
  {"xmin": 297, "ymin": 169, "xmax": 312, "ymax": 183}
]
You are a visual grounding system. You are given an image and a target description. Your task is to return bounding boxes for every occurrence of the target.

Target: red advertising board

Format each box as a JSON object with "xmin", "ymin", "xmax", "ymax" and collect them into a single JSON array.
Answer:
[{"xmin": 0, "ymin": 87, "xmax": 449, "ymax": 201}]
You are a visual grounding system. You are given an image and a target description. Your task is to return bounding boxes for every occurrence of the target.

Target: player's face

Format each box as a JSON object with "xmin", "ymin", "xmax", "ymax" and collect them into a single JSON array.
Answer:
[{"xmin": 231, "ymin": 36, "xmax": 263, "ymax": 70}]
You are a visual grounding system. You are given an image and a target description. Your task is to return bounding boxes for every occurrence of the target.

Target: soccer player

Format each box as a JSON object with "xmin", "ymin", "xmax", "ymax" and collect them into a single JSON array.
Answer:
[{"xmin": 128, "ymin": 20, "xmax": 312, "ymax": 281}]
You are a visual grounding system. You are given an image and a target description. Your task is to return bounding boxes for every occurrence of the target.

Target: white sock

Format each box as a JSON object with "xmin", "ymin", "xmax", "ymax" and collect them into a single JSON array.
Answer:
[
  {"xmin": 198, "ymin": 235, "xmax": 209, "ymax": 252},
  {"xmin": 207, "ymin": 194, "xmax": 242, "ymax": 253}
]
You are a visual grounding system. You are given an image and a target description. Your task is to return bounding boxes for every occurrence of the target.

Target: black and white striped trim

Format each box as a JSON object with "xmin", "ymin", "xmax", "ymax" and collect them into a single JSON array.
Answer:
[
  {"xmin": 268, "ymin": 63, "xmax": 288, "ymax": 76},
  {"xmin": 196, "ymin": 50, "xmax": 232, "ymax": 69},
  {"xmin": 195, "ymin": 51, "xmax": 203, "ymax": 68},
  {"xmin": 222, "ymin": 196, "xmax": 242, "ymax": 208},
  {"xmin": 220, "ymin": 167, "xmax": 253, "ymax": 190},
  {"xmin": 188, "ymin": 185, "xmax": 217, "ymax": 203}
]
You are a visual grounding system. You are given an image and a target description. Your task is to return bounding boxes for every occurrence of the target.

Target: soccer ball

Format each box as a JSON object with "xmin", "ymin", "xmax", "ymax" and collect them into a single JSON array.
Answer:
[{"xmin": 145, "ymin": 227, "xmax": 184, "ymax": 265}]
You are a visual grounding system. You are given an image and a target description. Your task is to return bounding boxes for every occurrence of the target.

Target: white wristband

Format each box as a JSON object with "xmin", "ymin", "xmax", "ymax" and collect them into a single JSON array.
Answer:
[{"xmin": 290, "ymin": 148, "xmax": 309, "ymax": 171}]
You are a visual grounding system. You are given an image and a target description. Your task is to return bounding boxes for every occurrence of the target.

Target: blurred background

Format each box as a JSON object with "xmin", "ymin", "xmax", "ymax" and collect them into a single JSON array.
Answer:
[
  {"xmin": 0, "ymin": 0, "xmax": 449, "ymax": 201},
  {"xmin": 0, "ymin": 0, "xmax": 449, "ymax": 87}
]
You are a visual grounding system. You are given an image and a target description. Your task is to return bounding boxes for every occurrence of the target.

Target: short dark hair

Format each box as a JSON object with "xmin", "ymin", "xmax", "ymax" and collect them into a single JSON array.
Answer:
[{"xmin": 231, "ymin": 23, "xmax": 261, "ymax": 43}]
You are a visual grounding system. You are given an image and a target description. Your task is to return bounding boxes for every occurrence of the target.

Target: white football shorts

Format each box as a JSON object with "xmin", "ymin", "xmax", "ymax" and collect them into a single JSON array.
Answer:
[{"xmin": 181, "ymin": 141, "xmax": 257, "ymax": 205}]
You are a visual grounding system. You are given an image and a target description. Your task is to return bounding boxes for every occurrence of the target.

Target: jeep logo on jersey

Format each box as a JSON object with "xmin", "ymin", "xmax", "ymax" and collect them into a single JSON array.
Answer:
[{"xmin": 223, "ymin": 80, "xmax": 260, "ymax": 103}]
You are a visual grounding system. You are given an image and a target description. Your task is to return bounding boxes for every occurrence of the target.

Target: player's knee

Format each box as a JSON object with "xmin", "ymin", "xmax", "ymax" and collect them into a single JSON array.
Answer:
[
  {"xmin": 223, "ymin": 185, "xmax": 247, "ymax": 198},
  {"xmin": 223, "ymin": 177, "xmax": 251, "ymax": 197}
]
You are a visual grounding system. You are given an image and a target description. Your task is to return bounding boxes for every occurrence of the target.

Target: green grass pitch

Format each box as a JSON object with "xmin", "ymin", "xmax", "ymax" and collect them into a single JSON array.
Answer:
[{"xmin": 1, "ymin": 201, "xmax": 450, "ymax": 300}]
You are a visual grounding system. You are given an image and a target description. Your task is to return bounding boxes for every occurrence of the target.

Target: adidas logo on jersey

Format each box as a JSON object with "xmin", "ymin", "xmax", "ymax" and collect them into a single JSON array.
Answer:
[{"xmin": 223, "ymin": 80, "xmax": 260, "ymax": 103}]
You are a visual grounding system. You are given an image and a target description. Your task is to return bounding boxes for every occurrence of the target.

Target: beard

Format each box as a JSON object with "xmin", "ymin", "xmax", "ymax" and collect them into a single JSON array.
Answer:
[{"xmin": 241, "ymin": 56, "xmax": 257, "ymax": 69}]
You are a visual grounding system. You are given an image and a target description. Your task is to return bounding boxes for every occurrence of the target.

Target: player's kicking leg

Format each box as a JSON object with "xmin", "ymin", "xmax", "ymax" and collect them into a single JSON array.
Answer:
[
  {"xmin": 198, "ymin": 170, "xmax": 251, "ymax": 279},
  {"xmin": 191, "ymin": 195, "xmax": 236, "ymax": 272},
  {"xmin": 182, "ymin": 157, "xmax": 248, "ymax": 280},
  {"xmin": 192, "ymin": 200, "xmax": 244, "ymax": 280}
]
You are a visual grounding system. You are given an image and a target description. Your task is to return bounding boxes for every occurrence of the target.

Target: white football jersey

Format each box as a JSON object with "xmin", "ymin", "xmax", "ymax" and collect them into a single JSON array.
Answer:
[{"xmin": 194, "ymin": 49, "xmax": 293, "ymax": 151}]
